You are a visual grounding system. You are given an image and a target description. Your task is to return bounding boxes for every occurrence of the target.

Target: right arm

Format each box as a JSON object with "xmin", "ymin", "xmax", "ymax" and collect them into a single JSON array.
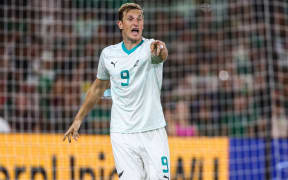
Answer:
[{"xmin": 63, "ymin": 78, "xmax": 110, "ymax": 142}]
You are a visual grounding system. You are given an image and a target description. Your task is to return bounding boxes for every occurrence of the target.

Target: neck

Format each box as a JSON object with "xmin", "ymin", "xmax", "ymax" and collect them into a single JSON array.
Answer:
[{"xmin": 123, "ymin": 37, "xmax": 142, "ymax": 50}]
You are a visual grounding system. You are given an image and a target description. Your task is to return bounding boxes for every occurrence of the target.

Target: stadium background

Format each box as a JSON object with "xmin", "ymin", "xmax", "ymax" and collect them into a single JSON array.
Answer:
[{"xmin": 0, "ymin": 0, "xmax": 288, "ymax": 179}]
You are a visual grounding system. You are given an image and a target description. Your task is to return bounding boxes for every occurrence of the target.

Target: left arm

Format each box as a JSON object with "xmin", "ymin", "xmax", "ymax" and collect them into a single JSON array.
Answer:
[{"xmin": 150, "ymin": 40, "xmax": 168, "ymax": 64}]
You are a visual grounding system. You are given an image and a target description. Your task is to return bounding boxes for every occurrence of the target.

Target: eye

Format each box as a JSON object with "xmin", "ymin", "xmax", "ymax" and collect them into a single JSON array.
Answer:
[{"xmin": 137, "ymin": 16, "xmax": 143, "ymax": 21}]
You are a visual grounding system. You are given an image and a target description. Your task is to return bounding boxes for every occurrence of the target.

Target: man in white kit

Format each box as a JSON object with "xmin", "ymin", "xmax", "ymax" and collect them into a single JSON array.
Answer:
[{"xmin": 64, "ymin": 3, "xmax": 170, "ymax": 179}]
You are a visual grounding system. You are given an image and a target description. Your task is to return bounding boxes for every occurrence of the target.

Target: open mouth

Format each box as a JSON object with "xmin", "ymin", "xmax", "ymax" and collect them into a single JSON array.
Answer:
[{"xmin": 131, "ymin": 28, "xmax": 139, "ymax": 35}]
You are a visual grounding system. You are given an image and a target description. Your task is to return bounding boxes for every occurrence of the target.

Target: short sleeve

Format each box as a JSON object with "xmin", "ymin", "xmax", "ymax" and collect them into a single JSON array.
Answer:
[{"xmin": 97, "ymin": 50, "xmax": 110, "ymax": 80}]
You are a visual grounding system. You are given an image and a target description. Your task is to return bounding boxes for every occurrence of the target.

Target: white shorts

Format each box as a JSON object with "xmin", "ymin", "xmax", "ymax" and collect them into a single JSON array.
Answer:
[{"xmin": 110, "ymin": 128, "xmax": 170, "ymax": 180}]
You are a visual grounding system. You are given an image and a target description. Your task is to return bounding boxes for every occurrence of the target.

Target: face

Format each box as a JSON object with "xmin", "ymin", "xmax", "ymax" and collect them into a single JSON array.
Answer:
[{"xmin": 118, "ymin": 9, "xmax": 144, "ymax": 43}]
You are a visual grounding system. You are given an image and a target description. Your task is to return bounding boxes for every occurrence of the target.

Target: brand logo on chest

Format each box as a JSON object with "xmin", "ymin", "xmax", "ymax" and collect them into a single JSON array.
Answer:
[{"xmin": 111, "ymin": 60, "xmax": 118, "ymax": 68}]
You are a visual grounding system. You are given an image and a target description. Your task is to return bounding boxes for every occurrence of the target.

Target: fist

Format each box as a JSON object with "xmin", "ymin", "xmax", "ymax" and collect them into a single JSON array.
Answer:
[{"xmin": 150, "ymin": 40, "xmax": 166, "ymax": 57}]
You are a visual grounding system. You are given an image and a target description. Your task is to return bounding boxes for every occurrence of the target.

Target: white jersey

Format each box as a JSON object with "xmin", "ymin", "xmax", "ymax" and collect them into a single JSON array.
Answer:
[{"xmin": 97, "ymin": 38, "xmax": 166, "ymax": 133}]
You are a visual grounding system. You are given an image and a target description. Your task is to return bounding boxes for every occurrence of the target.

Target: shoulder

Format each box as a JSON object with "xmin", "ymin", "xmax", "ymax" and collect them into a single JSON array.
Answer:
[
  {"xmin": 143, "ymin": 37, "xmax": 155, "ymax": 45},
  {"xmin": 101, "ymin": 42, "xmax": 122, "ymax": 56}
]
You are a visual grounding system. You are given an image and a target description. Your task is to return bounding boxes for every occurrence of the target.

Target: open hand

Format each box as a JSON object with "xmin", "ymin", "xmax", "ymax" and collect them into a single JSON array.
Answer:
[{"xmin": 63, "ymin": 120, "xmax": 81, "ymax": 143}]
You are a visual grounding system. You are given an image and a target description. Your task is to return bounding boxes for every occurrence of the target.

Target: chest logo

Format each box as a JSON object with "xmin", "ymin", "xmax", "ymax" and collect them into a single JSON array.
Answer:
[{"xmin": 111, "ymin": 61, "xmax": 118, "ymax": 68}]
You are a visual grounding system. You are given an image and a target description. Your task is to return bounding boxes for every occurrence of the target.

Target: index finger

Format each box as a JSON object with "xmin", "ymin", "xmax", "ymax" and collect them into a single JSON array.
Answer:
[
  {"xmin": 63, "ymin": 133, "xmax": 70, "ymax": 142},
  {"xmin": 63, "ymin": 135, "xmax": 66, "ymax": 142},
  {"xmin": 63, "ymin": 130, "xmax": 71, "ymax": 141}
]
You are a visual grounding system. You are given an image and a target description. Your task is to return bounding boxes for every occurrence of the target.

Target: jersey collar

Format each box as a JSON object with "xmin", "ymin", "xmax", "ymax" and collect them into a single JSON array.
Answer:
[{"xmin": 122, "ymin": 39, "xmax": 144, "ymax": 55}]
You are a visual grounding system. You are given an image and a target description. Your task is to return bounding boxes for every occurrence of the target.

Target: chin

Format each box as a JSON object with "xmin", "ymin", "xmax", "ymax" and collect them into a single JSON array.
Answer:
[{"xmin": 129, "ymin": 36, "xmax": 142, "ymax": 43}]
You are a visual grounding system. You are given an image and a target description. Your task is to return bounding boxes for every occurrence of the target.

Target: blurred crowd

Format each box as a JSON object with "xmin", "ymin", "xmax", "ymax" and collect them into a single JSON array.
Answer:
[{"xmin": 0, "ymin": 0, "xmax": 287, "ymax": 137}]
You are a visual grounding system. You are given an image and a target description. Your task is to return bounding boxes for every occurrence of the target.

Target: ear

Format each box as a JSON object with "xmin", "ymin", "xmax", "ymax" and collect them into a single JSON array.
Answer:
[{"xmin": 117, "ymin": 20, "xmax": 123, "ymax": 30}]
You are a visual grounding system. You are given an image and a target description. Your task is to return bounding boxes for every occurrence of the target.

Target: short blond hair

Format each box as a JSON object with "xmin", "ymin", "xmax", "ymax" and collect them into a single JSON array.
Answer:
[{"xmin": 118, "ymin": 3, "xmax": 143, "ymax": 21}]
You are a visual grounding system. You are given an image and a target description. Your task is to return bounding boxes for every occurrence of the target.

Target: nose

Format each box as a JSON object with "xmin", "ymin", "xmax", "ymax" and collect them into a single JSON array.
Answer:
[{"xmin": 132, "ymin": 19, "xmax": 139, "ymax": 26}]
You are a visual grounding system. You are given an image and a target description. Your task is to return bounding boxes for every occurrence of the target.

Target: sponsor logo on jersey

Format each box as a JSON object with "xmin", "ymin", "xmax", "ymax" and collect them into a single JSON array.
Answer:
[{"xmin": 133, "ymin": 59, "xmax": 140, "ymax": 68}]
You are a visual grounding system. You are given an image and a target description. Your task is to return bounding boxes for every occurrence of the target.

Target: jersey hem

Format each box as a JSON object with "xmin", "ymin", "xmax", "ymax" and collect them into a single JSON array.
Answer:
[
  {"xmin": 110, "ymin": 124, "xmax": 166, "ymax": 134},
  {"xmin": 96, "ymin": 76, "xmax": 110, "ymax": 80}
]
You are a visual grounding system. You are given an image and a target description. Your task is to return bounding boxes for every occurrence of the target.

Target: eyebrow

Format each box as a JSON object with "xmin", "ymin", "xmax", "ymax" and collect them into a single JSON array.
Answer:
[
  {"xmin": 127, "ymin": 15, "xmax": 143, "ymax": 19},
  {"xmin": 126, "ymin": 11, "xmax": 143, "ymax": 17}
]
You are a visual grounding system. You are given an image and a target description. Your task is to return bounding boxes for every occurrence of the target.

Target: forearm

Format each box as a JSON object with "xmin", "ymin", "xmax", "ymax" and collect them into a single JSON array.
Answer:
[{"xmin": 74, "ymin": 79, "xmax": 109, "ymax": 122}]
